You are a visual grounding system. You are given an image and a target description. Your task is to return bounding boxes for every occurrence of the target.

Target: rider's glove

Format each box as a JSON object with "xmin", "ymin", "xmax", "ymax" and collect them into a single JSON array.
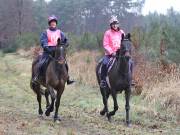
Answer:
[
  {"xmin": 111, "ymin": 52, "xmax": 116, "ymax": 57},
  {"xmin": 43, "ymin": 46, "xmax": 51, "ymax": 53}
]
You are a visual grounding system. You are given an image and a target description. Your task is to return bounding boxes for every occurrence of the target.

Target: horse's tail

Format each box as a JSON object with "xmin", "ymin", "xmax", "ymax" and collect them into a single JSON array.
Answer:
[{"xmin": 30, "ymin": 79, "xmax": 45, "ymax": 95}]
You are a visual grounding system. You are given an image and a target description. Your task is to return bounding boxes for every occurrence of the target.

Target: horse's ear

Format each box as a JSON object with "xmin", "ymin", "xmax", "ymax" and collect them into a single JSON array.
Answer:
[
  {"xmin": 121, "ymin": 33, "xmax": 125, "ymax": 41},
  {"xmin": 126, "ymin": 33, "xmax": 131, "ymax": 40},
  {"xmin": 57, "ymin": 38, "xmax": 61, "ymax": 46}
]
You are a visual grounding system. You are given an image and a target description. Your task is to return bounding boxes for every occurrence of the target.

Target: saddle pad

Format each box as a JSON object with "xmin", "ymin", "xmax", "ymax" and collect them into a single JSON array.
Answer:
[{"xmin": 98, "ymin": 57, "xmax": 116, "ymax": 89}]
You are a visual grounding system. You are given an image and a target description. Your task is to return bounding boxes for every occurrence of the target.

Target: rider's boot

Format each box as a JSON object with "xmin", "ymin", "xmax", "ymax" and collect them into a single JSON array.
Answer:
[
  {"xmin": 100, "ymin": 64, "xmax": 108, "ymax": 89},
  {"xmin": 65, "ymin": 63, "xmax": 75, "ymax": 85}
]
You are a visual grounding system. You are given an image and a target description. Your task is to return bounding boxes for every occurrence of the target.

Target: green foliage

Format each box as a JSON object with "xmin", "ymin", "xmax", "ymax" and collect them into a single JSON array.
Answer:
[
  {"xmin": 67, "ymin": 32, "xmax": 103, "ymax": 53},
  {"xmin": 1, "ymin": 0, "xmax": 180, "ymax": 64},
  {"xmin": 32, "ymin": 0, "xmax": 48, "ymax": 33},
  {"xmin": 48, "ymin": 0, "xmax": 144, "ymax": 33},
  {"xmin": 132, "ymin": 10, "xmax": 180, "ymax": 63},
  {"xmin": 3, "ymin": 33, "xmax": 39, "ymax": 53},
  {"xmin": 79, "ymin": 32, "xmax": 98, "ymax": 50},
  {"xmin": 15, "ymin": 33, "xmax": 39, "ymax": 49},
  {"xmin": 67, "ymin": 33, "xmax": 81, "ymax": 54}
]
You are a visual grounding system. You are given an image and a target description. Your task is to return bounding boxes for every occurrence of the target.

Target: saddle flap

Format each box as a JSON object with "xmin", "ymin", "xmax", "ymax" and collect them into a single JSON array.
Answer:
[{"xmin": 107, "ymin": 57, "xmax": 116, "ymax": 73}]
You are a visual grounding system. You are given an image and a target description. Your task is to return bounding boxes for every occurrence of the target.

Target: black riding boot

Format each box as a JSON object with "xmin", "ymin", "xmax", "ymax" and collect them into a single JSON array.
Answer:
[
  {"xmin": 100, "ymin": 64, "xmax": 108, "ymax": 89},
  {"xmin": 33, "ymin": 55, "xmax": 48, "ymax": 83},
  {"xmin": 65, "ymin": 63, "xmax": 75, "ymax": 85},
  {"xmin": 33, "ymin": 62, "xmax": 43, "ymax": 83}
]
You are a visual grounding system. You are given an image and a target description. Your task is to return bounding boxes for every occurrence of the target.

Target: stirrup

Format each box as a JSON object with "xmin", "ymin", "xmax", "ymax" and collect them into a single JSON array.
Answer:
[
  {"xmin": 131, "ymin": 80, "xmax": 136, "ymax": 86},
  {"xmin": 67, "ymin": 79, "xmax": 75, "ymax": 85}
]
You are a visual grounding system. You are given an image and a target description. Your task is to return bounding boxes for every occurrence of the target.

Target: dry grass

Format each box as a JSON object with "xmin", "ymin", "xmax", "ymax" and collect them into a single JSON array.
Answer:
[
  {"xmin": 20, "ymin": 47, "xmax": 180, "ymax": 120},
  {"xmin": 17, "ymin": 47, "xmax": 43, "ymax": 59},
  {"xmin": 1, "ymin": 52, "xmax": 180, "ymax": 134},
  {"xmin": 142, "ymin": 69, "xmax": 180, "ymax": 121},
  {"xmin": 68, "ymin": 50, "xmax": 101, "ymax": 87},
  {"xmin": 132, "ymin": 51, "xmax": 180, "ymax": 120},
  {"xmin": 17, "ymin": 48, "xmax": 101, "ymax": 87},
  {"xmin": 68, "ymin": 50, "xmax": 180, "ymax": 120}
]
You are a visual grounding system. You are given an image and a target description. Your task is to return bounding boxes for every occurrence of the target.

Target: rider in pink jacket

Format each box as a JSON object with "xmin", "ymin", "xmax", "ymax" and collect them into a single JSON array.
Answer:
[
  {"xmin": 100, "ymin": 16, "xmax": 125, "ymax": 88},
  {"xmin": 103, "ymin": 28, "xmax": 125, "ymax": 55}
]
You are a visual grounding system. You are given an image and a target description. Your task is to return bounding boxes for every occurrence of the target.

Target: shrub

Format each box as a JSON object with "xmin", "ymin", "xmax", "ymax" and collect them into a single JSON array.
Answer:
[{"xmin": 3, "ymin": 33, "xmax": 39, "ymax": 53}]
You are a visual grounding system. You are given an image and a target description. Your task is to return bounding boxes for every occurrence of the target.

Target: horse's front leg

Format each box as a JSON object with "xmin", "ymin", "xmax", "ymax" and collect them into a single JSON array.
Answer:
[
  {"xmin": 125, "ymin": 88, "xmax": 131, "ymax": 127},
  {"xmin": 107, "ymin": 89, "xmax": 118, "ymax": 121},
  {"xmin": 54, "ymin": 88, "xmax": 64, "ymax": 122},
  {"xmin": 45, "ymin": 89, "xmax": 50, "ymax": 108},
  {"xmin": 37, "ymin": 92, "xmax": 43, "ymax": 116},
  {"xmin": 100, "ymin": 88, "xmax": 109, "ymax": 116},
  {"xmin": 45, "ymin": 86, "xmax": 55, "ymax": 116}
]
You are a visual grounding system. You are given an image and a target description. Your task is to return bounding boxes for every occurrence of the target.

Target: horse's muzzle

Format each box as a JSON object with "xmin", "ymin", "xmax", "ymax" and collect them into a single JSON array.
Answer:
[
  {"xmin": 125, "ymin": 52, "xmax": 131, "ymax": 60},
  {"xmin": 58, "ymin": 57, "xmax": 65, "ymax": 64}
]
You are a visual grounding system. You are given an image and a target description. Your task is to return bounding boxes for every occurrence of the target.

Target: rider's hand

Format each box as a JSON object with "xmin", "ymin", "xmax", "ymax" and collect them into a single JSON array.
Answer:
[
  {"xmin": 43, "ymin": 46, "xmax": 51, "ymax": 53},
  {"xmin": 111, "ymin": 52, "xmax": 116, "ymax": 57}
]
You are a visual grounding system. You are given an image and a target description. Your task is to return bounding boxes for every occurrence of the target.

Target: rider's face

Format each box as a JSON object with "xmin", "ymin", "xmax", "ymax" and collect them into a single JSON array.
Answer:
[
  {"xmin": 49, "ymin": 21, "xmax": 57, "ymax": 28},
  {"xmin": 111, "ymin": 22, "xmax": 119, "ymax": 30}
]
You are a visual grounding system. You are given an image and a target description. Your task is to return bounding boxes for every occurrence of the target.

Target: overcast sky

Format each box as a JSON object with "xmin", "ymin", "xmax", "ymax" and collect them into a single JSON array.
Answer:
[
  {"xmin": 142, "ymin": 0, "xmax": 180, "ymax": 15},
  {"xmin": 45, "ymin": 0, "xmax": 180, "ymax": 15}
]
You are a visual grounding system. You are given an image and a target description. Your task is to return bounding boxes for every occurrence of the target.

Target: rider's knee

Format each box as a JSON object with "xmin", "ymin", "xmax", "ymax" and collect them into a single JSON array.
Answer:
[{"xmin": 102, "ymin": 55, "xmax": 110, "ymax": 65}]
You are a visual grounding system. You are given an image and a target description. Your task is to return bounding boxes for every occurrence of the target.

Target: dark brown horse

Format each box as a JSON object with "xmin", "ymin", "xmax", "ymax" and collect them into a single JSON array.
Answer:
[
  {"xmin": 96, "ymin": 34, "xmax": 132, "ymax": 127},
  {"xmin": 30, "ymin": 38, "xmax": 68, "ymax": 122}
]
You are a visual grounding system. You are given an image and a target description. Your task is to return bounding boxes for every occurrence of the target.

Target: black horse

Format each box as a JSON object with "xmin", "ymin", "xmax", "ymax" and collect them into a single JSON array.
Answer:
[
  {"xmin": 96, "ymin": 34, "xmax": 132, "ymax": 126},
  {"xmin": 30, "ymin": 38, "xmax": 68, "ymax": 122}
]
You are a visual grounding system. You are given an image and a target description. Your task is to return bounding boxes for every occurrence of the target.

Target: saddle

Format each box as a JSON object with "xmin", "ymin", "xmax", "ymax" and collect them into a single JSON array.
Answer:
[
  {"xmin": 98, "ymin": 57, "xmax": 115, "ymax": 76},
  {"xmin": 107, "ymin": 57, "xmax": 116, "ymax": 73},
  {"xmin": 98, "ymin": 57, "xmax": 116, "ymax": 89},
  {"xmin": 98, "ymin": 57, "xmax": 116, "ymax": 74}
]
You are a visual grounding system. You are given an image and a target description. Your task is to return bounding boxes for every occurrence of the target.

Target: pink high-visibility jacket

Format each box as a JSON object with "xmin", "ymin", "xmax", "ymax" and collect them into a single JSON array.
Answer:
[
  {"xmin": 103, "ymin": 29, "xmax": 125, "ymax": 55},
  {"xmin": 47, "ymin": 29, "xmax": 61, "ymax": 46}
]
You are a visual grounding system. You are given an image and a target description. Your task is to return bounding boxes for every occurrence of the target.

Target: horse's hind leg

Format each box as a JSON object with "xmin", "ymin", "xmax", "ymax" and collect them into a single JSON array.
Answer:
[
  {"xmin": 125, "ymin": 88, "xmax": 131, "ymax": 127},
  {"xmin": 107, "ymin": 90, "xmax": 118, "ymax": 121},
  {"xmin": 100, "ymin": 88, "xmax": 109, "ymax": 116}
]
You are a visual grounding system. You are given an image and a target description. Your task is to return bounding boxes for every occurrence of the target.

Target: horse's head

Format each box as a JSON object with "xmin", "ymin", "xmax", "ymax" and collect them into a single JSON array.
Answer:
[
  {"xmin": 116, "ymin": 33, "xmax": 132, "ymax": 73},
  {"xmin": 118, "ymin": 33, "xmax": 132, "ymax": 61},
  {"xmin": 55, "ymin": 38, "xmax": 67, "ymax": 64}
]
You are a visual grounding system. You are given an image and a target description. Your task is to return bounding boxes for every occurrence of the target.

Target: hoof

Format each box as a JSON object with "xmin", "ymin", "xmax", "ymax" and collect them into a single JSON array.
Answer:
[
  {"xmin": 49, "ymin": 107, "xmax": 54, "ymax": 112},
  {"xmin": 54, "ymin": 116, "xmax": 61, "ymax": 122},
  {"xmin": 55, "ymin": 120, "xmax": 60, "ymax": 124},
  {"xmin": 46, "ymin": 105, "xmax": 54, "ymax": 112},
  {"xmin": 100, "ymin": 110, "xmax": 106, "ymax": 116},
  {"xmin": 45, "ymin": 109, "xmax": 51, "ymax": 116},
  {"xmin": 106, "ymin": 113, "xmax": 111, "ymax": 122},
  {"xmin": 126, "ymin": 121, "xmax": 131, "ymax": 127},
  {"xmin": 38, "ymin": 114, "xmax": 44, "ymax": 119},
  {"xmin": 39, "ymin": 109, "xmax": 43, "ymax": 115}
]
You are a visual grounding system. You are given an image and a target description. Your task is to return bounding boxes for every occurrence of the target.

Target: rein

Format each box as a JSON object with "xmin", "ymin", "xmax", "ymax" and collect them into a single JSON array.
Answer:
[{"xmin": 48, "ymin": 54, "xmax": 65, "ymax": 64}]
